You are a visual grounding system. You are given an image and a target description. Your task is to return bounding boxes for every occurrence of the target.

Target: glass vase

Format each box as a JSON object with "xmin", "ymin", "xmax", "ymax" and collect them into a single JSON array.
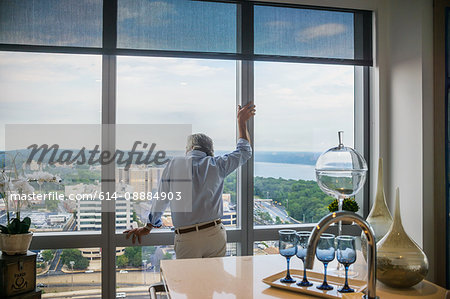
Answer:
[
  {"xmin": 376, "ymin": 188, "xmax": 429, "ymax": 288},
  {"xmin": 362, "ymin": 158, "xmax": 393, "ymax": 260},
  {"xmin": 315, "ymin": 131, "xmax": 367, "ymax": 275}
]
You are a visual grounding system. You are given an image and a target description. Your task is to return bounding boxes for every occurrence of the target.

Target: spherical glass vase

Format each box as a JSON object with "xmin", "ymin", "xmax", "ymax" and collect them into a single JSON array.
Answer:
[
  {"xmin": 315, "ymin": 131, "xmax": 367, "ymax": 276},
  {"xmin": 315, "ymin": 131, "xmax": 368, "ymax": 203},
  {"xmin": 376, "ymin": 188, "xmax": 429, "ymax": 288}
]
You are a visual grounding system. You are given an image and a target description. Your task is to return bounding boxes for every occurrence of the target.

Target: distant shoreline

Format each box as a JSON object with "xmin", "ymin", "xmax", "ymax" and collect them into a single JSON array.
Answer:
[
  {"xmin": 254, "ymin": 161, "xmax": 316, "ymax": 181},
  {"xmin": 1, "ymin": 150, "xmax": 322, "ymax": 173}
]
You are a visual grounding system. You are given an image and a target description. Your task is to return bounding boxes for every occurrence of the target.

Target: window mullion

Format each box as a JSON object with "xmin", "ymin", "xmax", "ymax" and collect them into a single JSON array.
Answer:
[
  {"xmin": 237, "ymin": 60, "xmax": 254, "ymax": 256},
  {"xmin": 354, "ymin": 66, "xmax": 370, "ymax": 218},
  {"xmin": 101, "ymin": 54, "xmax": 117, "ymax": 299},
  {"xmin": 236, "ymin": 0, "xmax": 255, "ymax": 256},
  {"xmin": 101, "ymin": 0, "xmax": 118, "ymax": 297}
]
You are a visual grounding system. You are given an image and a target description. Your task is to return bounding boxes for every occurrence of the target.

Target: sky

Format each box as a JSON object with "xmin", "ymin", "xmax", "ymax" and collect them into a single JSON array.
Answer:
[
  {"xmin": 0, "ymin": 52, "xmax": 353, "ymax": 152},
  {"xmin": 0, "ymin": 0, "xmax": 355, "ymax": 152}
]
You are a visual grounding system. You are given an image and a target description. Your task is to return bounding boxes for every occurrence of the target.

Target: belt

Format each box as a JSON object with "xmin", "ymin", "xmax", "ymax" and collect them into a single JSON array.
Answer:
[{"xmin": 175, "ymin": 219, "xmax": 222, "ymax": 235}]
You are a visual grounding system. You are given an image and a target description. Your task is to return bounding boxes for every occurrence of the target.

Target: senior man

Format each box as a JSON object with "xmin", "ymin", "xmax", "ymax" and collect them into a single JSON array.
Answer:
[{"xmin": 125, "ymin": 102, "xmax": 255, "ymax": 259}]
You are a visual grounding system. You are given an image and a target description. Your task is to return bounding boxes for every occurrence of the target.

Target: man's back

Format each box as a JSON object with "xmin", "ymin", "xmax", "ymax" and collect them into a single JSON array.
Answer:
[{"xmin": 163, "ymin": 138, "xmax": 252, "ymax": 228}]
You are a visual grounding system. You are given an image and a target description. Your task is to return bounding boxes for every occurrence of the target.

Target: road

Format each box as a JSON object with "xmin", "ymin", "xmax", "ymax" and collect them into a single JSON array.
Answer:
[
  {"xmin": 48, "ymin": 249, "xmax": 63, "ymax": 272},
  {"xmin": 47, "ymin": 211, "xmax": 77, "ymax": 274},
  {"xmin": 257, "ymin": 201, "xmax": 301, "ymax": 224}
]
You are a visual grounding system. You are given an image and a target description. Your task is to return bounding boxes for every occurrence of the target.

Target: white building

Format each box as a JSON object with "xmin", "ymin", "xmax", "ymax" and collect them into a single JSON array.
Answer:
[
  {"xmin": 221, "ymin": 194, "xmax": 236, "ymax": 227},
  {"xmin": 66, "ymin": 183, "xmax": 136, "ymax": 231}
]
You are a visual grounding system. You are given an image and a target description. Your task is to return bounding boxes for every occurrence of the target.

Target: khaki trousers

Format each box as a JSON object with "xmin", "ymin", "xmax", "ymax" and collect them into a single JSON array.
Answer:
[{"xmin": 174, "ymin": 222, "xmax": 227, "ymax": 259}]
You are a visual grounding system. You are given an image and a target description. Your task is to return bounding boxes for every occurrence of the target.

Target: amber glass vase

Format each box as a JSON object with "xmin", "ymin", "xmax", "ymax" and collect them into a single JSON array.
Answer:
[
  {"xmin": 376, "ymin": 188, "xmax": 428, "ymax": 288},
  {"xmin": 362, "ymin": 158, "xmax": 393, "ymax": 260}
]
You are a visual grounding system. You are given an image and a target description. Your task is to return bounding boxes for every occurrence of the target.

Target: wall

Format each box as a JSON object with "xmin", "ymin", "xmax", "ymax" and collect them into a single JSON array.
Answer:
[{"xmin": 374, "ymin": 0, "xmax": 434, "ymax": 280}]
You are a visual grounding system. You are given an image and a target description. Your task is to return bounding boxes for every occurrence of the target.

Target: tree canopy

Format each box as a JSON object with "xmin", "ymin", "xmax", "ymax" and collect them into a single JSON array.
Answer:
[
  {"xmin": 223, "ymin": 175, "xmax": 335, "ymax": 224},
  {"xmin": 61, "ymin": 249, "xmax": 89, "ymax": 270}
]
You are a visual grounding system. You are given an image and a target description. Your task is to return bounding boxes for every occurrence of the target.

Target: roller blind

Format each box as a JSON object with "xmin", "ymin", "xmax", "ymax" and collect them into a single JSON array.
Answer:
[
  {"xmin": 0, "ymin": 1, "xmax": 372, "ymax": 65},
  {"xmin": 0, "ymin": 0, "xmax": 102, "ymax": 47},
  {"xmin": 255, "ymin": 6, "xmax": 353, "ymax": 59},
  {"xmin": 117, "ymin": 0, "xmax": 237, "ymax": 53},
  {"xmin": 254, "ymin": 4, "xmax": 371, "ymax": 64}
]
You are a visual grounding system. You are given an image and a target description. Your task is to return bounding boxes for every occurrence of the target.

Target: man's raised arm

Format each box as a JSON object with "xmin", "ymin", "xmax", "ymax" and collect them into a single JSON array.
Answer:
[{"xmin": 214, "ymin": 102, "xmax": 255, "ymax": 177}]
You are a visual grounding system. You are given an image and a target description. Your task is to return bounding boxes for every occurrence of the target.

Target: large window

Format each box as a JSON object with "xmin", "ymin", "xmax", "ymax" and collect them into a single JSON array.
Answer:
[
  {"xmin": 254, "ymin": 62, "xmax": 354, "ymax": 226},
  {"xmin": 0, "ymin": 1, "xmax": 372, "ymax": 298}
]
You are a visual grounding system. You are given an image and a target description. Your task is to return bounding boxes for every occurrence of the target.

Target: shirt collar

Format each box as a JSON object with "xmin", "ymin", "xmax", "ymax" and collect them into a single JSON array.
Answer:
[{"xmin": 186, "ymin": 150, "xmax": 207, "ymax": 158}]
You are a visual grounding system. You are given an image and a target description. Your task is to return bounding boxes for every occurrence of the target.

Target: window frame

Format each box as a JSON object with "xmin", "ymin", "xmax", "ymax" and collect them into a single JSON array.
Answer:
[{"xmin": 0, "ymin": 1, "xmax": 372, "ymax": 298}]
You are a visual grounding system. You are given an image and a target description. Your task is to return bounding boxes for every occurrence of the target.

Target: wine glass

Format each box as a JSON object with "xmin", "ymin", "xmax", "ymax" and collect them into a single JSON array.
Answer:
[
  {"xmin": 296, "ymin": 231, "xmax": 313, "ymax": 287},
  {"xmin": 336, "ymin": 236, "xmax": 357, "ymax": 293},
  {"xmin": 279, "ymin": 229, "xmax": 297, "ymax": 283},
  {"xmin": 316, "ymin": 233, "xmax": 335, "ymax": 290}
]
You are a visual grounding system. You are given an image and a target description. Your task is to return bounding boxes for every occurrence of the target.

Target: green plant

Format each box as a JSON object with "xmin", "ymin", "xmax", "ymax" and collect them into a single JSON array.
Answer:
[
  {"xmin": 0, "ymin": 217, "xmax": 31, "ymax": 234},
  {"xmin": 328, "ymin": 198, "xmax": 359, "ymax": 213}
]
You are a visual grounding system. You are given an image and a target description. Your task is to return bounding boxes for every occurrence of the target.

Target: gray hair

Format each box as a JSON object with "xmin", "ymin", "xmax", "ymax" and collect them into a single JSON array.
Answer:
[{"xmin": 186, "ymin": 133, "xmax": 214, "ymax": 156}]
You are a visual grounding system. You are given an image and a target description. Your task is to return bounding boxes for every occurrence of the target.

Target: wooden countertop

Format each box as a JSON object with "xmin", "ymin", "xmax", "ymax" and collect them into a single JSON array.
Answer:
[{"xmin": 160, "ymin": 254, "xmax": 448, "ymax": 299}]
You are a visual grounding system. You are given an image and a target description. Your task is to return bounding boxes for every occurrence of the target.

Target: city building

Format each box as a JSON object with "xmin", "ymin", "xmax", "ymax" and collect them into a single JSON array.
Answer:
[
  {"xmin": 66, "ymin": 183, "xmax": 136, "ymax": 231},
  {"xmin": 81, "ymin": 247, "xmax": 126, "ymax": 261},
  {"xmin": 222, "ymin": 194, "xmax": 237, "ymax": 227},
  {"xmin": 116, "ymin": 165, "xmax": 163, "ymax": 194}
]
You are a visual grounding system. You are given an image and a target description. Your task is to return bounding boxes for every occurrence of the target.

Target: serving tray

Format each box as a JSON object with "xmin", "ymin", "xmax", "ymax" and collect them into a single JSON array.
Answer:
[{"xmin": 262, "ymin": 269, "xmax": 366, "ymax": 299}]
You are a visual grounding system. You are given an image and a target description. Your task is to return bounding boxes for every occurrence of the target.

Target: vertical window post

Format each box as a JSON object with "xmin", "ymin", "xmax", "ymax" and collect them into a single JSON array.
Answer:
[
  {"xmin": 102, "ymin": 0, "xmax": 118, "ymax": 298},
  {"xmin": 237, "ymin": 1, "xmax": 254, "ymax": 256}
]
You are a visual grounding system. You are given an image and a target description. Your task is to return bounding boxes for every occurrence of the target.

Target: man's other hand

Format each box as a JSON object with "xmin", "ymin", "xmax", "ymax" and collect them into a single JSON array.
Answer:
[
  {"xmin": 124, "ymin": 226, "xmax": 151, "ymax": 244},
  {"xmin": 237, "ymin": 101, "xmax": 256, "ymax": 124}
]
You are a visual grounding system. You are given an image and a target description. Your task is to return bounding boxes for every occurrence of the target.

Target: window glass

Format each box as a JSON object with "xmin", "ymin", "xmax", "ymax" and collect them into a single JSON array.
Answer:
[
  {"xmin": 116, "ymin": 57, "xmax": 237, "ymax": 230},
  {"xmin": 116, "ymin": 244, "xmax": 236, "ymax": 296},
  {"xmin": 36, "ymin": 247, "xmax": 101, "ymax": 296},
  {"xmin": 254, "ymin": 240, "xmax": 279, "ymax": 255},
  {"xmin": 0, "ymin": 52, "xmax": 101, "ymax": 232},
  {"xmin": 254, "ymin": 61, "xmax": 354, "ymax": 226}
]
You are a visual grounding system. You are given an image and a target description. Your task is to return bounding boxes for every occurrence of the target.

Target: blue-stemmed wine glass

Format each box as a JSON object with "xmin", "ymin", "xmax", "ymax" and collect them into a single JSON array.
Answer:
[
  {"xmin": 316, "ymin": 233, "xmax": 335, "ymax": 290},
  {"xmin": 279, "ymin": 229, "xmax": 297, "ymax": 283},
  {"xmin": 336, "ymin": 236, "xmax": 357, "ymax": 293},
  {"xmin": 296, "ymin": 232, "xmax": 313, "ymax": 287}
]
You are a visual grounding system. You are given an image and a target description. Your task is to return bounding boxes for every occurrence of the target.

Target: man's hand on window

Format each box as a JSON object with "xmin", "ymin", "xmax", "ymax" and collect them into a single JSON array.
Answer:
[
  {"xmin": 124, "ymin": 225, "xmax": 152, "ymax": 244},
  {"xmin": 237, "ymin": 101, "xmax": 256, "ymax": 142},
  {"xmin": 237, "ymin": 101, "xmax": 256, "ymax": 125}
]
